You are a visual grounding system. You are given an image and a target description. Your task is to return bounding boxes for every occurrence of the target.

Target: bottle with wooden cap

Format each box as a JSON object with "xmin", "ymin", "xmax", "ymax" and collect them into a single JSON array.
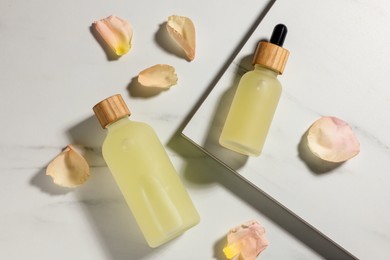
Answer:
[
  {"xmin": 93, "ymin": 94, "xmax": 200, "ymax": 248},
  {"xmin": 219, "ymin": 24, "xmax": 290, "ymax": 156}
]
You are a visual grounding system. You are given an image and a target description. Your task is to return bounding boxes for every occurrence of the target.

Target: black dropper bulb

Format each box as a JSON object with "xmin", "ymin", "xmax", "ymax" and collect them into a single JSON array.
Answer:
[{"xmin": 270, "ymin": 24, "xmax": 288, "ymax": 47}]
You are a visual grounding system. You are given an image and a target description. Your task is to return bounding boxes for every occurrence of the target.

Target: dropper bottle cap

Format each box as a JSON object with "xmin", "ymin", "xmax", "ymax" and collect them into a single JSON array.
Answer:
[
  {"xmin": 252, "ymin": 24, "xmax": 290, "ymax": 74},
  {"xmin": 93, "ymin": 94, "xmax": 131, "ymax": 129}
]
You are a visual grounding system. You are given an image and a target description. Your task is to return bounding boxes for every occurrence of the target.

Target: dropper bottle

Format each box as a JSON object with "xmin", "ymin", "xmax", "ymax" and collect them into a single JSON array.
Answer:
[
  {"xmin": 93, "ymin": 94, "xmax": 200, "ymax": 248},
  {"xmin": 219, "ymin": 24, "xmax": 289, "ymax": 156}
]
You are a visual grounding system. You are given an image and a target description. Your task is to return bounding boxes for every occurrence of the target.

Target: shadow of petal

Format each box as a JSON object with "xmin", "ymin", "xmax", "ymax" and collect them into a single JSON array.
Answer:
[
  {"xmin": 30, "ymin": 167, "xmax": 72, "ymax": 196},
  {"xmin": 127, "ymin": 76, "xmax": 168, "ymax": 98}
]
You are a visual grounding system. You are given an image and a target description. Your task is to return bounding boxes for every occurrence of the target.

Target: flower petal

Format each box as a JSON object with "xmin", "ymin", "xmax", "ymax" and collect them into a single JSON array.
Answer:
[
  {"xmin": 223, "ymin": 220, "xmax": 269, "ymax": 260},
  {"xmin": 46, "ymin": 145, "xmax": 90, "ymax": 188},
  {"xmin": 166, "ymin": 15, "xmax": 196, "ymax": 61},
  {"xmin": 93, "ymin": 15, "xmax": 133, "ymax": 56},
  {"xmin": 138, "ymin": 64, "xmax": 178, "ymax": 88},
  {"xmin": 307, "ymin": 116, "xmax": 360, "ymax": 163}
]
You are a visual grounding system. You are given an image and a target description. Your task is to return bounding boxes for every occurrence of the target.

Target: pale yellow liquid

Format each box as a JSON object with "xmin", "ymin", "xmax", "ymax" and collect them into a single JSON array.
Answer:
[
  {"xmin": 102, "ymin": 118, "xmax": 200, "ymax": 247},
  {"xmin": 219, "ymin": 65, "xmax": 282, "ymax": 156}
]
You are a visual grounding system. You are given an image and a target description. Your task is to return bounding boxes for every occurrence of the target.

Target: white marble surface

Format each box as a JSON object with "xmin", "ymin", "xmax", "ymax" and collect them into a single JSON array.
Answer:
[
  {"xmin": 184, "ymin": 0, "xmax": 390, "ymax": 259},
  {"xmin": 0, "ymin": 0, "xmax": 337, "ymax": 259}
]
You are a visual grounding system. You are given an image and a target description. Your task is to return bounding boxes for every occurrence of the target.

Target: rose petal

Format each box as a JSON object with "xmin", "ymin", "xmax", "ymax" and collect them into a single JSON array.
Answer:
[
  {"xmin": 223, "ymin": 220, "xmax": 269, "ymax": 260},
  {"xmin": 307, "ymin": 116, "xmax": 360, "ymax": 163},
  {"xmin": 166, "ymin": 15, "xmax": 196, "ymax": 61},
  {"xmin": 46, "ymin": 145, "xmax": 90, "ymax": 188},
  {"xmin": 93, "ymin": 15, "xmax": 133, "ymax": 56},
  {"xmin": 138, "ymin": 64, "xmax": 178, "ymax": 88}
]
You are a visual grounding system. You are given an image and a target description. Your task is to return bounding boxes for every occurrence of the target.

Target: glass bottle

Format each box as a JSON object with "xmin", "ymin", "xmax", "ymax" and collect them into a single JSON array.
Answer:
[
  {"xmin": 93, "ymin": 94, "xmax": 200, "ymax": 247},
  {"xmin": 219, "ymin": 24, "xmax": 290, "ymax": 156}
]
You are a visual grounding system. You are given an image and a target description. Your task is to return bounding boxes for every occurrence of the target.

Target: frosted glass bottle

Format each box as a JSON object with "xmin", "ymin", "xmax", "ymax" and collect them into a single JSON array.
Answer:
[
  {"xmin": 219, "ymin": 24, "xmax": 290, "ymax": 156},
  {"xmin": 93, "ymin": 94, "xmax": 200, "ymax": 248}
]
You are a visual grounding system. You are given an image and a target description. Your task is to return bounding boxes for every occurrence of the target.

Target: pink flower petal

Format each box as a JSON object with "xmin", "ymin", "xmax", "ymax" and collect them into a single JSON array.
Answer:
[
  {"xmin": 223, "ymin": 220, "xmax": 269, "ymax": 260},
  {"xmin": 307, "ymin": 116, "xmax": 360, "ymax": 162},
  {"xmin": 93, "ymin": 15, "xmax": 133, "ymax": 56}
]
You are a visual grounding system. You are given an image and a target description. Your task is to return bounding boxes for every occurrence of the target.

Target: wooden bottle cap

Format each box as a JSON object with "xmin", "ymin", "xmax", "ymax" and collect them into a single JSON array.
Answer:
[
  {"xmin": 252, "ymin": 41, "xmax": 289, "ymax": 74},
  {"xmin": 93, "ymin": 94, "xmax": 131, "ymax": 129}
]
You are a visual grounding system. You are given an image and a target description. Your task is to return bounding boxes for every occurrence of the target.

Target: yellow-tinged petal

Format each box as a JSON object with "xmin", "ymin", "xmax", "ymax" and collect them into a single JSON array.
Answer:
[
  {"xmin": 93, "ymin": 15, "xmax": 133, "ymax": 56},
  {"xmin": 223, "ymin": 242, "xmax": 241, "ymax": 259},
  {"xmin": 223, "ymin": 220, "xmax": 269, "ymax": 260}
]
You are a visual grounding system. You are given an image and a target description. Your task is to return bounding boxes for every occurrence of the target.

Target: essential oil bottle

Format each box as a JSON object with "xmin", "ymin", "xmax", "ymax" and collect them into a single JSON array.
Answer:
[
  {"xmin": 219, "ymin": 24, "xmax": 290, "ymax": 156},
  {"xmin": 93, "ymin": 94, "xmax": 200, "ymax": 247}
]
